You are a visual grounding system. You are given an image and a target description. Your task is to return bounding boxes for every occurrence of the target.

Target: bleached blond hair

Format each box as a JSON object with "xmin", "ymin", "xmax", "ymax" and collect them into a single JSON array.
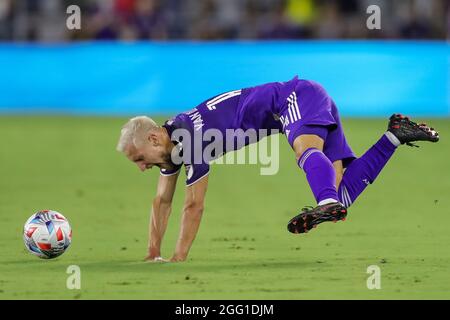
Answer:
[{"xmin": 116, "ymin": 116, "xmax": 159, "ymax": 152}]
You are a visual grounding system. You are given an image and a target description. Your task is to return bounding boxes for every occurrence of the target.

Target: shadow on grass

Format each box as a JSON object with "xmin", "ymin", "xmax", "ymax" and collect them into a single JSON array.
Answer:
[
  {"xmin": 54, "ymin": 258, "xmax": 327, "ymax": 274},
  {"xmin": 2, "ymin": 252, "xmax": 332, "ymax": 276}
]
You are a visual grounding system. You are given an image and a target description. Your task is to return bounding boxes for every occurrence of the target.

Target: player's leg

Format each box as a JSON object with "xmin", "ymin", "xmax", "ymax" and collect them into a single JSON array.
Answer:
[
  {"xmin": 336, "ymin": 132, "xmax": 397, "ymax": 208},
  {"xmin": 287, "ymin": 126, "xmax": 349, "ymax": 234},
  {"xmin": 281, "ymin": 81, "xmax": 350, "ymax": 234},
  {"xmin": 293, "ymin": 132, "xmax": 340, "ymax": 206},
  {"xmin": 337, "ymin": 114, "xmax": 440, "ymax": 208}
]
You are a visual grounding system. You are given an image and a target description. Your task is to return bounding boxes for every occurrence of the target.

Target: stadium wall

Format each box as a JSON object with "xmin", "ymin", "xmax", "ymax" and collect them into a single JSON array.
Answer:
[{"xmin": 0, "ymin": 41, "xmax": 448, "ymax": 116}]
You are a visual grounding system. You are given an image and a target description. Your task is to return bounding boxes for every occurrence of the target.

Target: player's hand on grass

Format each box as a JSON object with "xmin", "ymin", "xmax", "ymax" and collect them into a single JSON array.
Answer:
[
  {"xmin": 144, "ymin": 248, "xmax": 169, "ymax": 263},
  {"xmin": 153, "ymin": 256, "xmax": 169, "ymax": 263},
  {"xmin": 144, "ymin": 254, "xmax": 169, "ymax": 263}
]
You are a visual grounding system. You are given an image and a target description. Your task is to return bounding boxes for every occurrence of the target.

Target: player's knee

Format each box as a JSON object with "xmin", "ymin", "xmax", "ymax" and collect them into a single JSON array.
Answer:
[{"xmin": 293, "ymin": 134, "xmax": 325, "ymax": 160}]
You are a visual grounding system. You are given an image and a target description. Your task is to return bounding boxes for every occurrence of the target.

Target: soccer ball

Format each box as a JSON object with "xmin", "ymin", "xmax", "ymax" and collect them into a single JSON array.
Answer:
[{"xmin": 23, "ymin": 210, "xmax": 72, "ymax": 259}]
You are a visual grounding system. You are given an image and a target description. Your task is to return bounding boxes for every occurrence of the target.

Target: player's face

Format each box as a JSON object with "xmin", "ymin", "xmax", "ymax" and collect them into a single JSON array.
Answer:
[{"xmin": 125, "ymin": 139, "xmax": 171, "ymax": 172}]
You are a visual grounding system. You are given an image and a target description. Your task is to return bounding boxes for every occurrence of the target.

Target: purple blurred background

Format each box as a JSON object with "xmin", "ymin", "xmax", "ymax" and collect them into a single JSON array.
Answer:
[{"xmin": 0, "ymin": 0, "xmax": 448, "ymax": 42}]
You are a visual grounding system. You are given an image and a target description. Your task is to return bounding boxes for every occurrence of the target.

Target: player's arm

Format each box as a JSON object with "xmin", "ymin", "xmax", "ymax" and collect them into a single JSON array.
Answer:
[
  {"xmin": 171, "ymin": 176, "xmax": 209, "ymax": 262},
  {"xmin": 145, "ymin": 171, "xmax": 180, "ymax": 261}
]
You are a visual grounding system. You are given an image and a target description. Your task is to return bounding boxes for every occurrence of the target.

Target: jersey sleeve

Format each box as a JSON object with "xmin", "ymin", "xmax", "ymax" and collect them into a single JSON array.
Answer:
[
  {"xmin": 162, "ymin": 112, "xmax": 210, "ymax": 186},
  {"xmin": 160, "ymin": 165, "xmax": 182, "ymax": 177},
  {"xmin": 185, "ymin": 163, "xmax": 210, "ymax": 186}
]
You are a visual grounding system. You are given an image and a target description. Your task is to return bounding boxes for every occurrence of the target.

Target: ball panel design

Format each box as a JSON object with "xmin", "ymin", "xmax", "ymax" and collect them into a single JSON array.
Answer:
[{"xmin": 23, "ymin": 210, "xmax": 72, "ymax": 259}]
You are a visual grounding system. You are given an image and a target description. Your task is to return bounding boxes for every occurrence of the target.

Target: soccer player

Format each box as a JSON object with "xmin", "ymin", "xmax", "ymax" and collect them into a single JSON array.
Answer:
[{"xmin": 116, "ymin": 76, "xmax": 439, "ymax": 262}]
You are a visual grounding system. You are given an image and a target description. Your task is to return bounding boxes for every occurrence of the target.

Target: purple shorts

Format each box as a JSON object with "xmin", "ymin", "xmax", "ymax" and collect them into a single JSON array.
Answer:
[{"xmin": 280, "ymin": 80, "xmax": 356, "ymax": 167}]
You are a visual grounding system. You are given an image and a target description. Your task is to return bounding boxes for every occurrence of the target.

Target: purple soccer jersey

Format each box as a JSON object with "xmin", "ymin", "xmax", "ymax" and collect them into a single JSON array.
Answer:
[{"xmin": 160, "ymin": 76, "xmax": 355, "ymax": 186}]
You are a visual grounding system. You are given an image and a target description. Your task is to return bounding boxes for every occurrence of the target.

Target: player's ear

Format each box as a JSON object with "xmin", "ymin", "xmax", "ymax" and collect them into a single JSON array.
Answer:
[{"xmin": 148, "ymin": 131, "xmax": 160, "ymax": 146}]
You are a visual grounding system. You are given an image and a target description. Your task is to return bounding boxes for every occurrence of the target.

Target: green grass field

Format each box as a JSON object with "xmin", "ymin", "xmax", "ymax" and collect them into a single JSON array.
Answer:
[{"xmin": 0, "ymin": 116, "xmax": 449, "ymax": 300}]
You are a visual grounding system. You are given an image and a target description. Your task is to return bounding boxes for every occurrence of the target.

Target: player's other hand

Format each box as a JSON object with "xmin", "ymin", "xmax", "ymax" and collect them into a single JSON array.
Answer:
[{"xmin": 170, "ymin": 254, "xmax": 187, "ymax": 263}]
